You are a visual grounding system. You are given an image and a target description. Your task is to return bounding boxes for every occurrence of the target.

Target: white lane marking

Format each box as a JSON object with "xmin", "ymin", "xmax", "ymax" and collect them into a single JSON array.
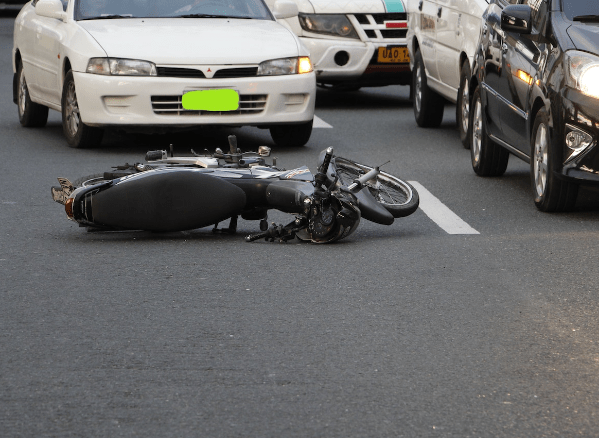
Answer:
[
  {"xmin": 409, "ymin": 181, "xmax": 480, "ymax": 235},
  {"xmin": 314, "ymin": 115, "xmax": 332, "ymax": 128}
]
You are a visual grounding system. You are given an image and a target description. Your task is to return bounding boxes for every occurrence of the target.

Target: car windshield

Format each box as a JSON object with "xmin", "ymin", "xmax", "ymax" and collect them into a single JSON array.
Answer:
[
  {"xmin": 75, "ymin": 0, "xmax": 273, "ymax": 20},
  {"xmin": 562, "ymin": 0, "xmax": 599, "ymax": 21}
]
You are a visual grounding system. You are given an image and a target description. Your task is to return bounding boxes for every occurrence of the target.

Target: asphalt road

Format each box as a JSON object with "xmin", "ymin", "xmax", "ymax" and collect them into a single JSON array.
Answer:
[{"xmin": 2, "ymin": 13, "xmax": 599, "ymax": 438}]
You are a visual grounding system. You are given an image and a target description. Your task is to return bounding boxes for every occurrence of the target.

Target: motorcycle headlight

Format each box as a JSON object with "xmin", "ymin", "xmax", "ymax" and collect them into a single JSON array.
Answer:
[
  {"xmin": 257, "ymin": 57, "xmax": 313, "ymax": 75},
  {"xmin": 298, "ymin": 14, "xmax": 359, "ymax": 39},
  {"xmin": 565, "ymin": 50, "xmax": 599, "ymax": 99},
  {"xmin": 86, "ymin": 58, "xmax": 157, "ymax": 76}
]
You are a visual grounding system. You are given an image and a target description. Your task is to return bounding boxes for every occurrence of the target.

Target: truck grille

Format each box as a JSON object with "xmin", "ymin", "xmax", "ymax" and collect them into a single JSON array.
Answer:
[
  {"xmin": 352, "ymin": 13, "xmax": 408, "ymax": 41},
  {"xmin": 151, "ymin": 94, "xmax": 267, "ymax": 116}
]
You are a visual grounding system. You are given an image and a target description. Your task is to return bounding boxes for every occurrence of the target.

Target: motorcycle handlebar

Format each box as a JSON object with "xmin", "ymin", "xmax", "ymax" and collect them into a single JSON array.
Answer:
[
  {"xmin": 348, "ymin": 167, "xmax": 380, "ymax": 193},
  {"xmin": 318, "ymin": 147, "xmax": 334, "ymax": 175}
]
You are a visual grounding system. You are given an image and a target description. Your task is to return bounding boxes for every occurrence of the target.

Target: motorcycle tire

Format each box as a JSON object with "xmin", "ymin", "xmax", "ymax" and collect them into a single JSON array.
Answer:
[{"xmin": 334, "ymin": 158, "xmax": 419, "ymax": 218}]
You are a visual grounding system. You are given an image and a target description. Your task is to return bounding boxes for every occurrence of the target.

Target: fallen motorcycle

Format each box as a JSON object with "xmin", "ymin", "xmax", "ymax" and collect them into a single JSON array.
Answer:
[{"xmin": 51, "ymin": 136, "xmax": 419, "ymax": 243}]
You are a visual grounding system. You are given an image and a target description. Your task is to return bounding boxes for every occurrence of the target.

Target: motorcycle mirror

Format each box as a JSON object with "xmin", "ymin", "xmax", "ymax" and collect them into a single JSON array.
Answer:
[{"xmin": 258, "ymin": 146, "xmax": 271, "ymax": 157}]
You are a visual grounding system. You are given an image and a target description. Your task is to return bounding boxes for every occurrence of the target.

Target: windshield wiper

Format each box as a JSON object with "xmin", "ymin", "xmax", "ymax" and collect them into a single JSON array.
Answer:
[
  {"xmin": 80, "ymin": 14, "xmax": 133, "ymax": 20},
  {"xmin": 573, "ymin": 14, "xmax": 599, "ymax": 22},
  {"xmin": 177, "ymin": 13, "xmax": 251, "ymax": 19}
]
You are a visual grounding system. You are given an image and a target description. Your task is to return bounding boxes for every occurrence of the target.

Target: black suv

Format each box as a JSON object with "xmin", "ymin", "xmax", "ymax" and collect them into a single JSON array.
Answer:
[{"xmin": 468, "ymin": 0, "xmax": 599, "ymax": 211}]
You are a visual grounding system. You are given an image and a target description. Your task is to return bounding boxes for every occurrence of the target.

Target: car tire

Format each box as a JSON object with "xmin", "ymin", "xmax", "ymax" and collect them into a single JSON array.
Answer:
[
  {"xmin": 456, "ymin": 60, "xmax": 471, "ymax": 149},
  {"xmin": 470, "ymin": 86, "xmax": 509, "ymax": 176},
  {"xmin": 62, "ymin": 70, "xmax": 104, "ymax": 149},
  {"xmin": 269, "ymin": 119, "xmax": 313, "ymax": 147},
  {"xmin": 413, "ymin": 48, "xmax": 444, "ymax": 128},
  {"xmin": 531, "ymin": 108, "xmax": 578, "ymax": 212},
  {"xmin": 17, "ymin": 61, "xmax": 49, "ymax": 128}
]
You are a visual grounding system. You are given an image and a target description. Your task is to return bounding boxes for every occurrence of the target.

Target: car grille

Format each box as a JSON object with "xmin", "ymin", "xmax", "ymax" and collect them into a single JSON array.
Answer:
[
  {"xmin": 151, "ymin": 94, "xmax": 267, "ymax": 115},
  {"xmin": 156, "ymin": 66, "xmax": 258, "ymax": 78},
  {"xmin": 352, "ymin": 13, "xmax": 408, "ymax": 41}
]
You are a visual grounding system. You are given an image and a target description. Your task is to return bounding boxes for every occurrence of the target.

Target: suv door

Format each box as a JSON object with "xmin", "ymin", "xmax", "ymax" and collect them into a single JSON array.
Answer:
[{"xmin": 495, "ymin": 0, "xmax": 546, "ymax": 153}]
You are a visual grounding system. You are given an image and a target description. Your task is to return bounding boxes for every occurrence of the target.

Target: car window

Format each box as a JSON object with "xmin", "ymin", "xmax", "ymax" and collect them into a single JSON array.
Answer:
[
  {"xmin": 75, "ymin": 0, "xmax": 273, "ymax": 20},
  {"xmin": 561, "ymin": 0, "xmax": 599, "ymax": 21}
]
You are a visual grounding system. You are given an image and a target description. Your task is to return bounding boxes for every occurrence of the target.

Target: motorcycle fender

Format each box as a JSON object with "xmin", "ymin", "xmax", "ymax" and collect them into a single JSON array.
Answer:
[
  {"xmin": 355, "ymin": 189, "xmax": 394, "ymax": 225},
  {"xmin": 266, "ymin": 180, "xmax": 314, "ymax": 214},
  {"xmin": 91, "ymin": 170, "xmax": 246, "ymax": 232}
]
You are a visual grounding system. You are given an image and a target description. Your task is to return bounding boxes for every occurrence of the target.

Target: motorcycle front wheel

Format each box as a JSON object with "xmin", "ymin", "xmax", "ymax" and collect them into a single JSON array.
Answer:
[{"xmin": 334, "ymin": 158, "xmax": 419, "ymax": 218}]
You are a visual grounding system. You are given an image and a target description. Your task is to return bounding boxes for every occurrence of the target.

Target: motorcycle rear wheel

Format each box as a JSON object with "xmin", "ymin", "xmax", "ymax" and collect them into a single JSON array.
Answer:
[{"xmin": 334, "ymin": 158, "xmax": 419, "ymax": 218}]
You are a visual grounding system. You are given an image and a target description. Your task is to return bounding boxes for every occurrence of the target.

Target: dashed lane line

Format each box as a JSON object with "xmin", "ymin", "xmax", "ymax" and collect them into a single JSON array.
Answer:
[
  {"xmin": 314, "ymin": 115, "xmax": 333, "ymax": 128},
  {"xmin": 408, "ymin": 181, "xmax": 480, "ymax": 235}
]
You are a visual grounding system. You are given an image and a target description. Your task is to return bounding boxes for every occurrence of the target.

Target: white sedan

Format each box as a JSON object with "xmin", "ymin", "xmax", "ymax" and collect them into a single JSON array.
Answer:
[{"xmin": 13, "ymin": 0, "xmax": 316, "ymax": 148}]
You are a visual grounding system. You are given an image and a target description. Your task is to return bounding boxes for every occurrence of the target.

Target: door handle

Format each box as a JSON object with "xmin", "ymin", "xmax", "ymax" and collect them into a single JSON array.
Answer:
[
  {"xmin": 437, "ymin": 7, "xmax": 442, "ymax": 18},
  {"xmin": 418, "ymin": 0, "xmax": 423, "ymax": 11}
]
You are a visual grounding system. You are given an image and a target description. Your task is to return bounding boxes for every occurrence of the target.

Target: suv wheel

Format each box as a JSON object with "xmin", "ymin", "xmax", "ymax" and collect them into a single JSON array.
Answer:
[
  {"xmin": 413, "ymin": 48, "xmax": 444, "ymax": 128},
  {"xmin": 456, "ymin": 60, "xmax": 471, "ymax": 148},
  {"xmin": 470, "ymin": 86, "xmax": 509, "ymax": 176},
  {"xmin": 531, "ymin": 109, "xmax": 578, "ymax": 212}
]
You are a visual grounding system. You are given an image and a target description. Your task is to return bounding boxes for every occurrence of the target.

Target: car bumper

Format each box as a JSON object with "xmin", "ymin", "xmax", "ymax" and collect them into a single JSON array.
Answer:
[
  {"xmin": 73, "ymin": 72, "xmax": 316, "ymax": 128},
  {"xmin": 301, "ymin": 38, "xmax": 410, "ymax": 85},
  {"xmin": 560, "ymin": 88, "xmax": 599, "ymax": 185}
]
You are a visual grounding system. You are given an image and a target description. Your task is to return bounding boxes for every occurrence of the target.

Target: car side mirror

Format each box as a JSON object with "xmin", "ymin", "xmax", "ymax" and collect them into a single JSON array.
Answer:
[
  {"xmin": 272, "ymin": 0, "xmax": 298, "ymax": 19},
  {"xmin": 501, "ymin": 4, "xmax": 532, "ymax": 34},
  {"xmin": 36, "ymin": 0, "xmax": 67, "ymax": 21}
]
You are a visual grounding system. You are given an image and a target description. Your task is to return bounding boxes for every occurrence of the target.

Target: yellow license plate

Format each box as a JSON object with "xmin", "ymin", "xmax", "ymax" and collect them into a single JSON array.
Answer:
[{"xmin": 377, "ymin": 47, "xmax": 410, "ymax": 63}]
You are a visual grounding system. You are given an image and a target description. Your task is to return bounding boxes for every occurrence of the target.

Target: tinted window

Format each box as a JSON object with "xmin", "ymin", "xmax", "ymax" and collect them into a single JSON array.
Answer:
[
  {"xmin": 75, "ymin": 0, "xmax": 272, "ymax": 20},
  {"xmin": 562, "ymin": 0, "xmax": 599, "ymax": 21}
]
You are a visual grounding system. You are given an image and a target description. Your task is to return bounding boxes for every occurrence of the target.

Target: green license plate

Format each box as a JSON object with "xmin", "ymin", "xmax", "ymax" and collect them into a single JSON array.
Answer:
[{"xmin": 182, "ymin": 89, "xmax": 239, "ymax": 111}]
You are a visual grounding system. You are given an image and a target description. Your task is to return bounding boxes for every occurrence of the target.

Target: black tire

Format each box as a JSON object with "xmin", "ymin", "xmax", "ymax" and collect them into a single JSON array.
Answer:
[
  {"xmin": 269, "ymin": 119, "xmax": 312, "ymax": 147},
  {"xmin": 470, "ymin": 86, "xmax": 509, "ymax": 176},
  {"xmin": 413, "ymin": 48, "xmax": 444, "ymax": 128},
  {"xmin": 531, "ymin": 109, "xmax": 578, "ymax": 212},
  {"xmin": 334, "ymin": 157, "xmax": 419, "ymax": 218},
  {"xmin": 62, "ymin": 70, "xmax": 104, "ymax": 148},
  {"xmin": 456, "ymin": 60, "xmax": 471, "ymax": 148},
  {"xmin": 16, "ymin": 61, "xmax": 49, "ymax": 127}
]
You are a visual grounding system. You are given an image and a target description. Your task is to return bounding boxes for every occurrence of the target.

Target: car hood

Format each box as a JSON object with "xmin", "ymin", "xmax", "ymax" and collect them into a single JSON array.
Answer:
[
  {"xmin": 567, "ymin": 23, "xmax": 599, "ymax": 55},
  {"xmin": 304, "ymin": 0, "xmax": 403, "ymax": 14},
  {"xmin": 78, "ymin": 18, "xmax": 300, "ymax": 64}
]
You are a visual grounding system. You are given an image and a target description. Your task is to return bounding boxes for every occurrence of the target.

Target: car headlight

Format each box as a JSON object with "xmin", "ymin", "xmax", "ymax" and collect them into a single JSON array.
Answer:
[
  {"xmin": 298, "ymin": 13, "xmax": 359, "ymax": 39},
  {"xmin": 257, "ymin": 57, "xmax": 313, "ymax": 76},
  {"xmin": 565, "ymin": 50, "xmax": 599, "ymax": 99},
  {"xmin": 86, "ymin": 58, "xmax": 157, "ymax": 76}
]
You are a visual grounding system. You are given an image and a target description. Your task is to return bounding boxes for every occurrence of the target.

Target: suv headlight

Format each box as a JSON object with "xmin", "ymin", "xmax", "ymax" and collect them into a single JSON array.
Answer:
[
  {"xmin": 86, "ymin": 58, "xmax": 157, "ymax": 76},
  {"xmin": 298, "ymin": 14, "xmax": 359, "ymax": 39},
  {"xmin": 257, "ymin": 57, "xmax": 313, "ymax": 75},
  {"xmin": 565, "ymin": 50, "xmax": 599, "ymax": 99}
]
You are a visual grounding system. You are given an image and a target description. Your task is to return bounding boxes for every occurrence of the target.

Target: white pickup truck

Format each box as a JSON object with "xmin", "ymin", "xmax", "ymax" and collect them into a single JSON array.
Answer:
[
  {"xmin": 406, "ymin": 0, "xmax": 489, "ymax": 147},
  {"xmin": 266, "ymin": 0, "xmax": 412, "ymax": 90}
]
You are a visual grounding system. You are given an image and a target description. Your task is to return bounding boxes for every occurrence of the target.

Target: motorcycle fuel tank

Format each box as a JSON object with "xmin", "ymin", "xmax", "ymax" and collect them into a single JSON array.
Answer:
[{"xmin": 88, "ymin": 170, "xmax": 246, "ymax": 232}]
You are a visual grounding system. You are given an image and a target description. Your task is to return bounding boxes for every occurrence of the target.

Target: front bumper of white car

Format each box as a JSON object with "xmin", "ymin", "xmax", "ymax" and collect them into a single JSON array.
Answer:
[
  {"xmin": 73, "ymin": 71, "xmax": 316, "ymax": 128},
  {"xmin": 298, "ymin": 12, "xmax": 411, "ymax": 86}
]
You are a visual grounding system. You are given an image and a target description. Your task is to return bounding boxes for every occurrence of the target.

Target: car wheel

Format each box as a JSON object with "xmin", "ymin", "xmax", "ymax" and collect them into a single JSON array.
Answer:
[
  {"xmin": 413, "ymin": 48, "xmax": 444, "ymax": 128},
  {"xmin": 62, "ymin": 70, "xmax": 104, "ymax": 149},
  {"xmin": 470, "ymin": 86, "xmax": 509, "ymax": 176},
  {"xmin": 269, "ymin": 119, "xmax": 313, "ymax": 147},
  {"xmin": 531, "ymin": 109, "xmax": 578, "ymax": 212},
  {"xmin": 456, "ymin": 60, "xmax": 471, "ymax": 149},
  {"xmin": 17, "ymin": 61, "xmax": 49, "ymax": 128}
]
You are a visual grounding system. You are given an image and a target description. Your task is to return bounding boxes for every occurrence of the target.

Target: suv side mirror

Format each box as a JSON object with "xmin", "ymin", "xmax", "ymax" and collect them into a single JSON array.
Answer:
[
  {"xmin": 272, "ymin": 0, "xmax": 298, "ymax": 19},
  {"xmin": 36, "ymin": 0, "xmax": 67, "ymax": 21},
  {"xmin": 501, "ymin": 5, "xmax": 532, "ymax": 34}
]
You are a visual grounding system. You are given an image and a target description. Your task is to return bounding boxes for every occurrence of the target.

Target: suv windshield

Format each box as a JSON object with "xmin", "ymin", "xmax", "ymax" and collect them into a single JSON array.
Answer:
[
  {"xmin": 75, "ymin": 0, "xmax": 273, "ymax": 20},
  {"xmin": 562, "ymin": 0, "xmax": 599, "ymax": 21}
]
